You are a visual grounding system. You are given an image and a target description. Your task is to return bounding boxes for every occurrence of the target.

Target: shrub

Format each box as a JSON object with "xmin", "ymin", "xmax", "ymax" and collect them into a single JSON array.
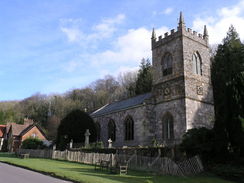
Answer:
[
  {"xmin": 210, "ymin": 164, "xmax": 244, "ymax": 183},
  {"xmin": 180, "ymin": 127, "xmax": 214, "ymax": 162},
  {"xmin": 56, "ymin": 110, "xmax": 97, "ymax": 150},
  {"xmin": 21, "ymin": 137, "xmax": 45, "ymax": 149}
]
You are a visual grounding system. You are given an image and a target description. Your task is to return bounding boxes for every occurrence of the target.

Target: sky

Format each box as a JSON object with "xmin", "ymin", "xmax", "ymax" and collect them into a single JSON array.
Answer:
[{"xmin": 0, "ymin": 0, "xmax": 244, "ymax": 101}]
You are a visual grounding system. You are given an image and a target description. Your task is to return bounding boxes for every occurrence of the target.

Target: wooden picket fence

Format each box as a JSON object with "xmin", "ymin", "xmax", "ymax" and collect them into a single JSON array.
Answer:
[
  {"xmin": 18, "ymin": 149, "xmax": 203, "ymax": 176},
  {"xmin": 116, "ymin": 153, "xmax": 203, "ymax": 176}
]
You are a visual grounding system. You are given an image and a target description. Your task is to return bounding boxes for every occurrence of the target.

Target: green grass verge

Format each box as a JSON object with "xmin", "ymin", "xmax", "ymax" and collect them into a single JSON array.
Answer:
[{"xmin": 0, "ymin": 153, "xmax": 236, "ymax": 183}]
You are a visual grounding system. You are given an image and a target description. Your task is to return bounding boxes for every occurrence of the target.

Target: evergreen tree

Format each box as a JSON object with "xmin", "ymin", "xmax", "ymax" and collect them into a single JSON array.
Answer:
[
  {"xmin": 135, "ymin": 58, "xmax": 153, "ymax": 95},
  {"xmin": 212, "ymin": 25, "xmax": 244, "ymax": 157},
  {"xmin": 56, "ymin": 110, "xmax": 97, "ymax": 150}
]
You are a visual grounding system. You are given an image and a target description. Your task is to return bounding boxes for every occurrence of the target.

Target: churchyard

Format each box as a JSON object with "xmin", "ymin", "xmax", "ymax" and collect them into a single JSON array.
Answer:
[{"xmin": 0, "ymin": 152, "xmax": 236, "ymax": 183}]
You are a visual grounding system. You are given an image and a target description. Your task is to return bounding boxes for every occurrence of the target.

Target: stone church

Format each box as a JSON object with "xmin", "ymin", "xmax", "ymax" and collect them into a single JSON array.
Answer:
[{"xmin": 91, "ymin": 12, "xmax": 215, "ymax": 147}]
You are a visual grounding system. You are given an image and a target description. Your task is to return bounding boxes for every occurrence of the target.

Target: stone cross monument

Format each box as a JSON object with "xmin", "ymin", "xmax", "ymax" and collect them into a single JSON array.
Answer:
[
  {"xmin": 108, "ymin": 138, "xmax": 112, "ymax": 148},
  {"xmin": 69, "ymin": 139, "xmax": 73, "ymax": 149},
  {"xmin": 84, "ymin": 129, "xmax": 91, "ymax": 147},
  {"xmin": 52, "ymin": 144, "xmax": 56, "ymax": 150}
]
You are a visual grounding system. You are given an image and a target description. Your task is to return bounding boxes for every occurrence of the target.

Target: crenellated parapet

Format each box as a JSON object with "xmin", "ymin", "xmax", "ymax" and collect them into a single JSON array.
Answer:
[
  {"xmin": 181, "ymin": 26, "xmax": 208, "ymax": 47},
  {"xmin": 151, "ymin": 12, "xmax": 209, "ymax": 50},
  {"xmin": 151, "ymin": 28, "xmax": 181, "ymax": 49}
]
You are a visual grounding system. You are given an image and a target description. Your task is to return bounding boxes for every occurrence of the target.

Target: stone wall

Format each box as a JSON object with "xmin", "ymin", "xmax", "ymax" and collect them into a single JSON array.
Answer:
[
  {"xmin": 154, "ymin": 98, "xmax": 186, "ymax": 145},
  {"xmin": 93, "ymin": 105, "xmax": 153, "ymax": 147},
  {"xmin": 182, "ymin": 26, "xmax": 215, "ymax": 130},
  {"xmin": 152, "ymin": 33, "xmax": 184, "ymax": 87},
  {"xmin": 185, "ymin": 98, "xmax": 214, "ymax": 130}
]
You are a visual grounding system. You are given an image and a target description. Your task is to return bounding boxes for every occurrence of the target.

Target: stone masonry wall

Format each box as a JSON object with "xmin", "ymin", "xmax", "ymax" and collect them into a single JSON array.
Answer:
[
  {"xmin": 93, "ymin": 105, "xmax": 153, "ymax": 147},
  {"xmin": 152, "ymin": 34, "xmax": 184, "ymax": 87},
  {"xmin": 154, "ymin": 98, "xmax": 186, "ymax": 145},
  {"xmin": 182, "ymin": 27, "xmax": 215, "ymax": 130},
  {"xmin": 182, "ymin": 31, "xmax": 213, "ymax": 103},
  {"xmin": 185, "ymin": 98, "xmax": 215, "ymax": 130}
]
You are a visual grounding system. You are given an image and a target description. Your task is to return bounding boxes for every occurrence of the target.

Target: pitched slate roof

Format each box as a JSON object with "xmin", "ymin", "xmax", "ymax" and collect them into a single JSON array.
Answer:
[
  {"xmin": 91, "ymin": 93, "xmax": 152, "ymax": 117},
  {"xmin": 0, "ymin": 125, "xmax": 6, "ymax": 138}
]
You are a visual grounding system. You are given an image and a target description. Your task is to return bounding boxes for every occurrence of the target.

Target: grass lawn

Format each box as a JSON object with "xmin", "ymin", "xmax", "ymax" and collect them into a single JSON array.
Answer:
[{"xmin": 0, "ymin": 153, "xmax": 236, "ymax": 183}]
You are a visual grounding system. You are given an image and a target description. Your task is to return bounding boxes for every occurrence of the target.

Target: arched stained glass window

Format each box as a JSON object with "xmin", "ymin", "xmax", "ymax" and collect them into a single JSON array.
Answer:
[
  {"xmin": 108, "ymin": 120, "xmax": 116, "ymax": 141},
  {"xmin": 162, "ymin": 113, "xmax": 174, "ymax": 140},
  {"xmin": 162, "ymin": 53, "xmax": 173, "ymax": 76},
  {"xmin": 192, "ymin": 52, "xmax": 202, "ymax": 75},
  {"xmin": 125, "ymin": 116, "xmax": 134, "ymax": 141}
]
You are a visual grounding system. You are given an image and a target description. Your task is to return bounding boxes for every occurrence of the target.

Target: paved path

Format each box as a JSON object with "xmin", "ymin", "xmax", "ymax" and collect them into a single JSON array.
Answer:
[{"xmin": 0, "ymin": 162, "xmax": 72, "ymax": 183}]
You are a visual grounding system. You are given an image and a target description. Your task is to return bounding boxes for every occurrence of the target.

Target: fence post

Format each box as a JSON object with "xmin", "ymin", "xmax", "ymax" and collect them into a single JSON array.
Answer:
[
  {"xmin": 171, "ymin": 147, "xmax": 175, "ymax": 160},
  {"xmin": 135, "ymin": 150, "xmax": 137, "ymax": 168}
]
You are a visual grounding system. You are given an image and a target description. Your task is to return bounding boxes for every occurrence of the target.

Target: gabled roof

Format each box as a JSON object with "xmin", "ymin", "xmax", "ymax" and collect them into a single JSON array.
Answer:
[
  {"xmin": 0, "ymin": 125, "xmax": 6, "ymax": 138},
  {"xmin": 11, "ymin": 123, "xmax": 30, "ymax": 136},
  {"xmin": 7, "ymin": 122, "xmax": 47, "ymax": 139},
  {"xmin": 91, "ymin": 93, "xmax": 152, "ymax": 117},
  {"xmin": 19, "ymin": 124, "xmax": 47, "ymax": 139}
]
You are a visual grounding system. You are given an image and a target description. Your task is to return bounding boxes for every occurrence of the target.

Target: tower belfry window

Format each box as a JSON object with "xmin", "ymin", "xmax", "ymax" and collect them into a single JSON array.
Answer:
[
  {"xmin": 192, "ymin": 52, "xmax": 202, "ymax": 75},
  {"xmin": 162, "ymin": 53, "xmax": 173, "ymax": 76}
]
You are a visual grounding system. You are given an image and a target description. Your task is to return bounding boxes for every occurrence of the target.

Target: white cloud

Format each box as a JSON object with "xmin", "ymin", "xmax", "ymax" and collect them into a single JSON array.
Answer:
[
  {"xmin": 92, "ymin": 14, "xmax": 125, "ymax": 38},
  {"xmin": 60, "ymin": 14, "xmax": 125, "ymax": 43},
  {"xmin": 60, "ymin": 27, "xmax": 83, "ymax": 42},
  {"xmin": 60, "ymin": 13, "xmax": 169, "ymax": 76},
  {"xmin": 153, "ymin": 8, "xmax": 173, "ymax": 16},
  {"xmin": 192, "ymin": 0, "xmax": 244, "ymax": 44},
  {"xmin": 89, "ymin": 26, "xmax": 169, "ymax": 66},
  {"xmin": 163, "ymin": 8, "xmax": 173, "ymax": 15}
]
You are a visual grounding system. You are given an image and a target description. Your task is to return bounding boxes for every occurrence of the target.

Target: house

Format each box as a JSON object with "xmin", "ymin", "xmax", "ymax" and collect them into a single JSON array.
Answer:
[
  {"xmin": 91, "ymin": 12, "xmax": 215, "ymax": 147},
  {"xmin": 3, "ymin": 119, "xmax": 47, "ymax": 152},
  {"xmin": 0, "ymin": 125, "xmax": 6, "ymax": 151}
]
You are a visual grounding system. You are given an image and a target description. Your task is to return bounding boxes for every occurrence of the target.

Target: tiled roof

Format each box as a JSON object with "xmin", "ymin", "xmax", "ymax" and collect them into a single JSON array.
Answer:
[
  {"xmin": 5, "ymin": 122, "xmax": 47, "ymax": 139},
  {"xmin": 19, "ymin": 124, "xmax": 47, "ymax": 139},
  {"xmin": 0, "ymin": 125, "xmax": 6, "ymax": 138},
  {"xmin": 11, "ymin": 123, "xmax": 30, "ymax": 136},
  {"xmin": 91, "ymin": 93, "xmax": 152, "ymax": 117}
]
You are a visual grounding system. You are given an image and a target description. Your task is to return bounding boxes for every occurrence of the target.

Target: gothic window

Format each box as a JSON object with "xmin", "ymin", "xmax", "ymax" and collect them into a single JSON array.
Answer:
[
  {"xmin": 162, "ymin": 53, "xmax": 173, "ymax": 76},
  {"xmin": 125, "ymin": 116, "xmax": 134, "ymax": 141},
  {"xmin": 162, "ymin": 113, "xmax": 174, "ymax": 140},
  {"xmin": 192, "ymin": 52, "xmax": 202, "ymax": 75},
  {"xmin": 108, "ymin": 119, "xmax": 116, "ymax": 141},
  {"xmin": 95, "ymin": 122, "xmax": 101, "ymax": 141}
]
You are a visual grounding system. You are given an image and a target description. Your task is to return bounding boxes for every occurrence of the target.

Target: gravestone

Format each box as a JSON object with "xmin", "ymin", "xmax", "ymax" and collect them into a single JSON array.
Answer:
[{"xmin": 84, "ymin": 129, "xmax": 91, "ymax": 147}]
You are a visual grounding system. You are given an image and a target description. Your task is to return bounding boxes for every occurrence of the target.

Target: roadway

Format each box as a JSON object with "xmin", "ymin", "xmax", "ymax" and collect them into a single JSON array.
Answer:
[{"xmin": 0, "ymin": 162, "xmax": 72, "ymax": 183}]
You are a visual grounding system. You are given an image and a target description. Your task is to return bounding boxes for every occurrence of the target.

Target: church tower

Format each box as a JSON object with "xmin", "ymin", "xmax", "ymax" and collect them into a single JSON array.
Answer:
[{"xmin": 151, "ymin": 12, "xmax": 214, "ymax": 145}]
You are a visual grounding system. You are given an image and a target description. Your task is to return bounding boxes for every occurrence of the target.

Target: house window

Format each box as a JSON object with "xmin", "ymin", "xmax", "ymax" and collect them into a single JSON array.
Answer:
[
  {"xmin": 162, "ymin": 113, "xmax": 174, "ymax": 140},
  {"xmin": 108, "ymin": 120, "xmax": 116, "ymax": 141},
  {"xmin": 192, "ymin": 52, "xmax": 202, "ymax": 75},
  {"xmin": 95, "ymin": 122, "xmax": 101, "ymax": 141},
  {"xmin": 31, "ymin": 133, "xmax": 37, "ymax": 138},
  {"xmin": 162, "ymin": 53, "xmax": 173, "ymax": 76},
  {"xmin": 125, "ymin": 116, "xmax": 134, "ymax": 141}
]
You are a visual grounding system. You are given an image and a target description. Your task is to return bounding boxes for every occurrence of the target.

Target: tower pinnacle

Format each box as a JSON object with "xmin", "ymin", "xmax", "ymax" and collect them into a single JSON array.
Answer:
[
  {"xmin": 151, "ymin": 28, "xmax": 156, "ymax": 40},
  {"xmin": 203, "ymin": 25, "xmax": 208, "ymax": 38},
  {"xmin": 179, "ymin": 11, "xmax": 185, "ymax": 26}
]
